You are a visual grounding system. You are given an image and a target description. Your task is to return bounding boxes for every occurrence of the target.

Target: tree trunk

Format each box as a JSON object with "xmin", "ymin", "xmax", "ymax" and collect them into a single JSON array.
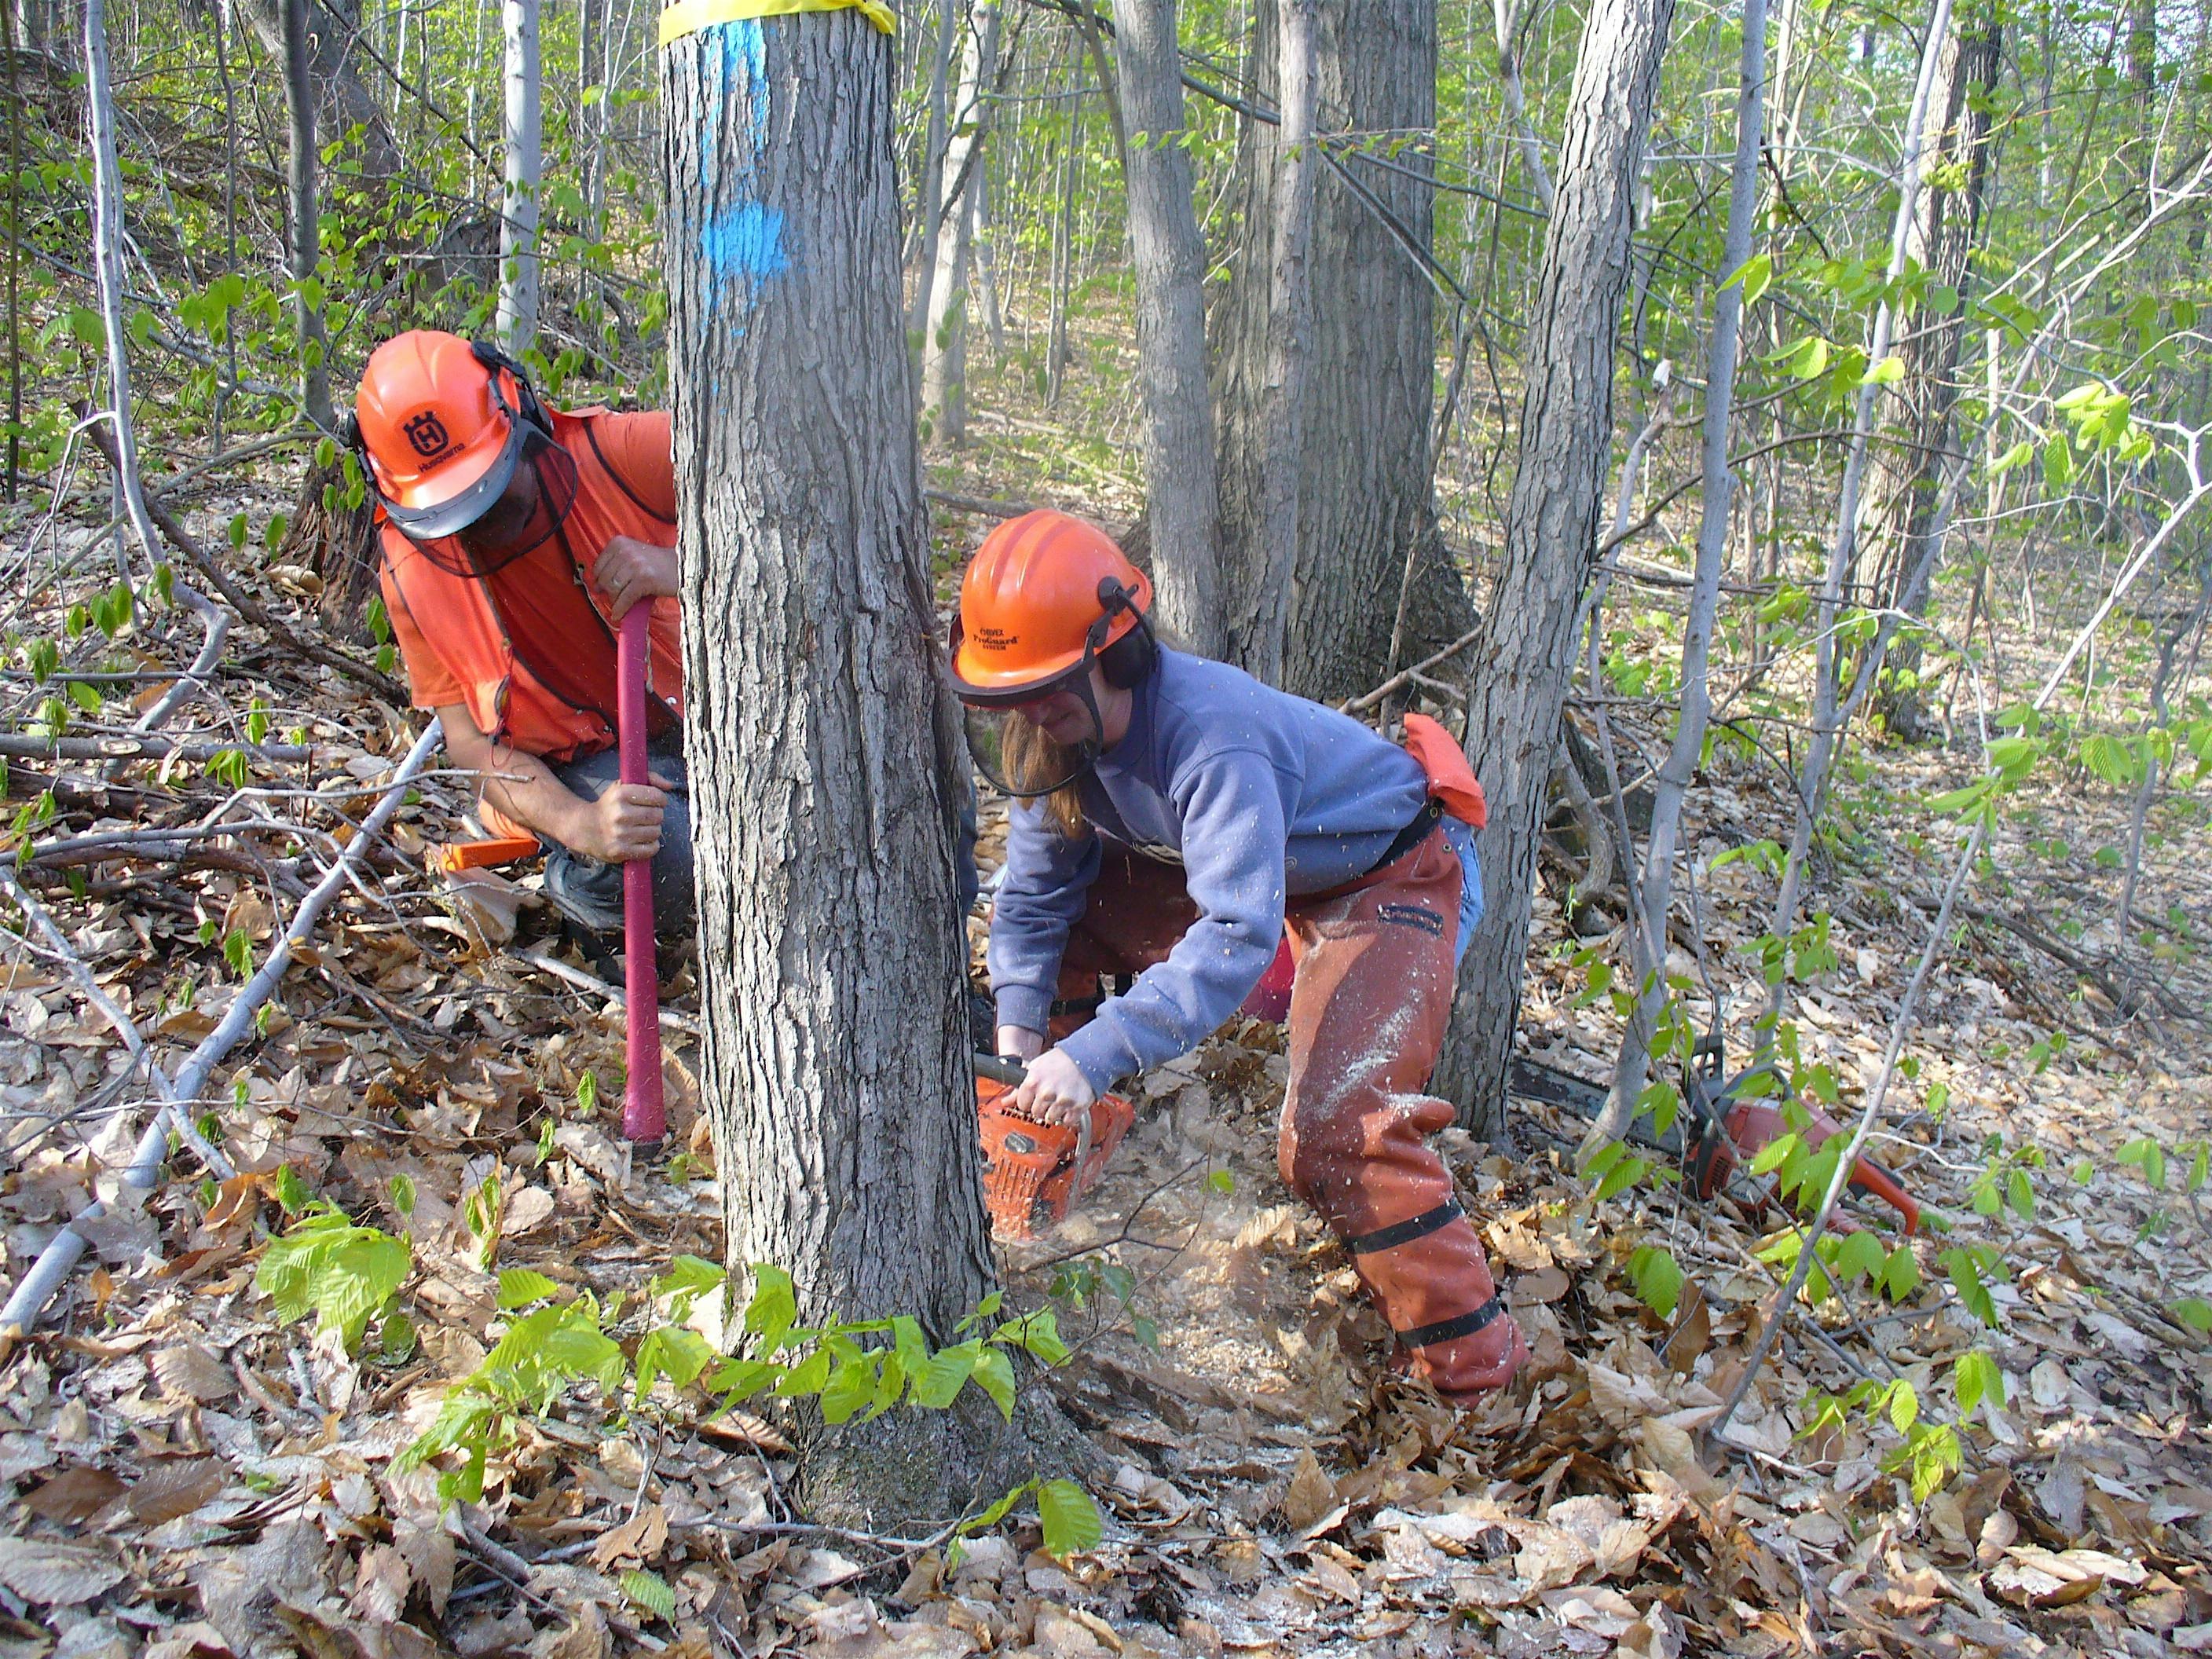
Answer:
[
  {"xmin": 661, "ymin": 10, "xmax": 1007, "ymax": 1525},
  {"xmin": 1431, "ymin": 0, "xmax": 1675, "ymax": 1135},
  {"xmin": 906, "ymin": 0, "xmax": 963, "ymax": 356},
  {"xmin": 233, "ymin": 0, "xmax": 401, "ymax": 183},
  {"xmin": 1214, "ymin": 0, "xmax": 1467, "ymax": 700},
  {"xmin": 1112, "ymin": 0, "xmax": 1222, "ymax": 656},
  {"xmin": 1225, "ymin": 0, "xmax": 1316, "ymax": 683},
  {"xmin": 278, "ymin": 0, "xmax": 333, "ymax": 430},
  {"xmin": 1046, "ymin": 97, "xmax": 1082, "ymax": 405},
  {"xmin": 922, "ymin": 2, "xmax": 999, "ymax": 445},
  {"xmin": 1864, "ymin": 13, "xmax": 2001, "ymax": 740},
  {"xmin": 1591, "ymin": 0, "xmax": 1767, "ymax": 1152},
  {"xmin": 496, "ymin": 0, "xmax": 543, "ymax": 351}
]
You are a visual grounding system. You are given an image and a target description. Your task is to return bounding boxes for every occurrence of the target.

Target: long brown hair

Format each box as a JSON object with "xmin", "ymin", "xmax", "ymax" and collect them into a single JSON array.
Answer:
[
  {"xmin": 1004, "ymin": 720, "xmax": 1090, "ymax": 840},
  {"xmin": 1006, "ymin": 616, "xmax": 1180, "ymax": 842}
]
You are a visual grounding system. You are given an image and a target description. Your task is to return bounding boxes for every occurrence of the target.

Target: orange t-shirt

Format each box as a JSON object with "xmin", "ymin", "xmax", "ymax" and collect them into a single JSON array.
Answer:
[{"xmin": 380, "ymin": 408, "xmax": 683, "ymax": 763}]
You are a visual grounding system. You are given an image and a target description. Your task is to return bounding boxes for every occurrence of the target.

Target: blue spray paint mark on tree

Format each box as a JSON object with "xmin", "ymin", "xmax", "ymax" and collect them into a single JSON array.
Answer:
[
  {"xmin": 703, "ymin": 201, "xmax": 789, "ymax": 286},
  {"xmin": 693, "ymin": 20, "xmax": 785, "ymax": 321}
]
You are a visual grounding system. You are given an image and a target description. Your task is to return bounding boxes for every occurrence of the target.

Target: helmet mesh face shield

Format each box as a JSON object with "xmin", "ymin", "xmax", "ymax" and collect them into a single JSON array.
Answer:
[
  {"xmin": 962, "ymin": 686, "xmax": 1101, "ymax": 798},
  {"xmin": 412, "ymin": 430, "xmax": 580, "ymax": 579}
]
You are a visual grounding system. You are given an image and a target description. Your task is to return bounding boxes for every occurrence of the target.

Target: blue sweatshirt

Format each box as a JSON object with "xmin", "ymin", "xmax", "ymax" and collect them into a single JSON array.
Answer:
[{"xmin": 988, "ymin": 649, "xmax": 1432, "ymax": 1090}]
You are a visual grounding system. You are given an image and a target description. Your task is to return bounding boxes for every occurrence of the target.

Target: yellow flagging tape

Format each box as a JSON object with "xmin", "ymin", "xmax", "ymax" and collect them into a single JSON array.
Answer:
[{"xmin": 659, "ymin": 0, "xmax": 895, "ymax": 47}]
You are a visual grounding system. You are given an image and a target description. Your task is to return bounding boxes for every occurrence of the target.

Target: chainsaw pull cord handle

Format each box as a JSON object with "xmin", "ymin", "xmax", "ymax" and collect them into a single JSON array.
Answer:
[
  {"xmin": 618, "ymin": 605, "xmax": 665, "ymax": 1143},
  {"xmin": 972, "ymin": 1053, "xmax": 1093, "ymax": 1172}
]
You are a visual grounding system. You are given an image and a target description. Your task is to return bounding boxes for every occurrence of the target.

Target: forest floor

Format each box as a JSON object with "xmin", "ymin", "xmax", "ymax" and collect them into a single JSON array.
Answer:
[{"xmin": 4, "ymin": 340, "xmax": 2212, "ymax": 1657}]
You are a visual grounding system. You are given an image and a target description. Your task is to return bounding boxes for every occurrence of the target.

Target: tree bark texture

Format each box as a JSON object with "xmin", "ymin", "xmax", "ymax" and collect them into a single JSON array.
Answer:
[
  {"xmin": 496, "ymin": 0, "xmax": 543, "ymax": 350},
  {"xmin": 278, "ymin": 0, "xmax": 333, "ymax": 430},
  {"xmin": 1230, "ymin": 0, "xmax": 1316, "ymax": 687},
  {"xmin": 1863, "ymin": 13, "xmax": 2001, "ymax": 738},
  {"xmin": 1432, "ymin": 0, "xmax": 1675, "ymax": 1134},
  {"xmin": 661, "ymin": 13, "xmax": 1002, "ymax": 1524},
  {"xmin": 1111, "ymin": 0, "xmax": 1222, "ymax": 656},
  {"xmin": 1214, "ymin": 0, "xmax": 1467, "ymax": 701}
]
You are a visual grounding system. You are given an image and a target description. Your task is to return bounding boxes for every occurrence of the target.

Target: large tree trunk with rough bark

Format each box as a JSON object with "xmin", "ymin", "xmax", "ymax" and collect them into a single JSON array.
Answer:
[
  {"xmin": 1433, "ymin": 0, "xmax": 1675, "ymax": 1135},
  {"xmin": 1112, "ymin": 0, "xmax": 1222, "ymax": 655},
  {"xmin": 661, "ymin": 11, "xmax": 1005, "ymax": 1524},
  {"xmin": 1213, "ymin": 0, "xmax": 1469, "ymax": 700},
  {"xmin": 1865, "ymin": 13, "xmax": 2001, "ymax": 739}
]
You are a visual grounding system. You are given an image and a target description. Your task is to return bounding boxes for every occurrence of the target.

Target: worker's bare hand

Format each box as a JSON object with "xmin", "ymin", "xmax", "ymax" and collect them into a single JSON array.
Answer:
[
  {"xmin": 573, "ymin": 782, "xmax": 668, "ymax": 863},
  {"xmin": 996, "ymin": 1024, "xmax": 1047, "ymax": 1064},
  {"xmin": 1011, "ymin": 1046, "xmax": 1095, "ymax": 1127},
  {"xmin": 593, "ymin": 535, "xmax": 679, "ymax": 619}
]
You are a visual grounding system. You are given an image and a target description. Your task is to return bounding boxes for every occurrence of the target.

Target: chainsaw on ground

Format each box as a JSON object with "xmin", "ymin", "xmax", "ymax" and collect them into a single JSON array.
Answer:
[
  {"xmin": 974, "ymin": 1054, "xmax": 1136, "ymax": 1241},
  {"xmin": 1511, "ymin": 1039, "xmax": 1921, "ymax": 1236}
]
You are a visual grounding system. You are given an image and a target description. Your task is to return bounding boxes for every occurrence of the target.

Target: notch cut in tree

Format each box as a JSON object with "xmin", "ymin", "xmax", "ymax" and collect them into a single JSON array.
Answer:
[
  {"xmin": 660, "ymin": 7, "xmax": 1048, "ymax": 1524},
  {"xmin": 1434, "ymin": 0, "xmax": 1676, "ymax": 1136}
]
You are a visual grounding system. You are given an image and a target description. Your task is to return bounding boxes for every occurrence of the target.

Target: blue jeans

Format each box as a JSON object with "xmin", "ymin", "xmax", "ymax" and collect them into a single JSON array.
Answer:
[
  {"xmin": 1442, "ymin": 816, "xmax": 1485, "ymax": 970},
  {"xmin": 540, "ymin": 737, "xmax": 694, "ymax": 937}
]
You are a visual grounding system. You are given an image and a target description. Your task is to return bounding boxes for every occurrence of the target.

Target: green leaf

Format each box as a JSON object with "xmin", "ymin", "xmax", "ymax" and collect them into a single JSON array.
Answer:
[
  {"xmin": 496, "ymin": 1269, "xmax": 558, "ymax": 1310},
  {"xmin": 2078, "ymin": 733, "xmax": 2141, "ymax": 788},
  {"xmin": 1749, "ymin": 1131, "xmax": 1801, "ymax": 1177},
  {"xmin": 1627, "ymin": 1244, "xmax": 1684, "ymax": 1320},
  {"xmin": 634, "ymin": 1326, "xmax": 717, "ymax": 1395},
  {"xmin": 1037, "ymin": 1479, "xmax": 1102, "ymax": 1560},
  {"xmin": 1880, "ymin": 1244, "xmax": 1921, "ymax": 1301},
  {"xmin": 1954, "ymin": 1350, "xmax": 2005, "ymax": 1415},
  {"xmin": 1888, "ymin": 1379, "xmax": 1920, "ymax": 1435},
  {"xmin": 621, "ymin": 1569, "xmax": 676, "ymax": 1623},
  {"xmin": 1832, "ymin": 1229, "xmax": 1886, "ymax": 1287},
  {"xmin": 1864, "ymin": 354, "xmax": 1906, "ymax": 386},
  {"xmin": 2005, "ymin": 1167, "xmax": 2035, "ymax": 1220},
  {"xmin": 970, "ymin": 1345, "xmax": 1016, "ymax": 1421},
  {"xmin": 1594, "ymin": 1153, "xmax": 1650, "ymax": 1203},
  {"xmin": 745, "ymin": 1263, "xmax": 798, "ymax": 1347},
  {"xmin": 771, "ymin": 1348, "xmax": 831, "ymax": 1399},
  {"xmin": 1722, "ymin": 251, "xmax": 1773, "ymax": 304},
  {"xmin": 2169, "ymin": 1298, "xmax": 2212, "ymax": 1335},
  {"xmin": 819, "ymin": 1354, "xmax": 879, "ymax": 1425},
  {"xmin": 1207, "ymin": 1170, "xmax": 1235, "ymax": 1196}
]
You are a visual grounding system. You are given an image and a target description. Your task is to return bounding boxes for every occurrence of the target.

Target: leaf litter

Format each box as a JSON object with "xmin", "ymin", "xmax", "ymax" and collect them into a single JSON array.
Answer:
[{"xmin": 0, "ymin": 476, "xmax": 2208, "ymax": 1658}]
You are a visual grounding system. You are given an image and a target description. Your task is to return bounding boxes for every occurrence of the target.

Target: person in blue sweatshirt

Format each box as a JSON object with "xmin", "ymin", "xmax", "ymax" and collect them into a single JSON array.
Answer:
[{"xmin": 950, "ymin": 511, "xmax": 1527, "ymax": 1403}]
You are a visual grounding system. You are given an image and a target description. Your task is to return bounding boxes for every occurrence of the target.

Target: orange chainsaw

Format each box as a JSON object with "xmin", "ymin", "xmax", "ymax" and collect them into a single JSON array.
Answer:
[{"xmin": 974, "ymin": 1055, "xmax": 1136, "ymax": 1241}]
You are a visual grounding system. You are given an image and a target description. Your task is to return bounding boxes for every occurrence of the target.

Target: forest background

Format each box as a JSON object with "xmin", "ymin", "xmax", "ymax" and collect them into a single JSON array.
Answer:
[{"xmin": 2, "ymin": 0, "xmax": 2211, "ymax": 1655}]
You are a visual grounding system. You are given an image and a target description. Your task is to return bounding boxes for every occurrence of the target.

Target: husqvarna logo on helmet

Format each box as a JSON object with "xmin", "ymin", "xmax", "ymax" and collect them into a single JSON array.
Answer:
[{"xmin": 403, "ymin": 411, "xmax": 450, "ymax": 458}]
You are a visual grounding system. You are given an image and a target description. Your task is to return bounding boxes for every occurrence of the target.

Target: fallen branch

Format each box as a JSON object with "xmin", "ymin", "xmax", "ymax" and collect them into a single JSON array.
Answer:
[
  {"xmin": 1340, "ymin": 625, "xmax": 1483, "ymax": 716},
  {"xmin": 924, "ymin": 485, "xmax": 1037, "ymax": 520},
  {"xmin": 0, "ymin": 719, "xmax": 441, "ymax": 1342},
  {"xmin": 0, "ymin": 733, "xmax": 312, "ymax": 763}
]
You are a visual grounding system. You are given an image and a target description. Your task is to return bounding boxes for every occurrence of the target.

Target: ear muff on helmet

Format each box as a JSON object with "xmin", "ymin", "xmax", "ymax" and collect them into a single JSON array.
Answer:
[
  {"xmin": 1094, "ymin": 577, "xmax": 1158, "ymax": 689},
  {"xmin": 467, "ymin": 341, "xmax": 555, "ymax": 443}
]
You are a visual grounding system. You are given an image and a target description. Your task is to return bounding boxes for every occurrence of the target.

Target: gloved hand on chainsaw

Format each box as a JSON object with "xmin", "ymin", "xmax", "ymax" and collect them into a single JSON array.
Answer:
[{"xmin": 995, "ymin": 1026, "xmax": 1097, "ymax": 1126}]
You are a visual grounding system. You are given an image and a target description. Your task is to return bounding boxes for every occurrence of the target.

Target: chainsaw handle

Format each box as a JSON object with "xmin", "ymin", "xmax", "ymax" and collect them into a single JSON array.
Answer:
[{"xmin": 975, "ymin": 1053, "xmax": 1027, "ymax": 1086}]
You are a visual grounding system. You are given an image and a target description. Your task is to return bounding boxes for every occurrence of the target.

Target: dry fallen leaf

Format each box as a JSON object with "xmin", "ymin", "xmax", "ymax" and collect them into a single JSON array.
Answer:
[{"xmin": 0, "ymin": 1536, "xmax": 130, "ymax": 1605}]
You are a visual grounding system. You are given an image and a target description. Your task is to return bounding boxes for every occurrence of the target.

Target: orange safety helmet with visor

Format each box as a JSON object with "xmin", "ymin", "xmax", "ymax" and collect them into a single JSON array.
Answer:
[
  {"xmin": 949, "ymin": 511, "xmax": 1155, "ymax": 799},
  {"xmin": 350, "ymin": 331, "xmax": 578, "ymax": 572}
]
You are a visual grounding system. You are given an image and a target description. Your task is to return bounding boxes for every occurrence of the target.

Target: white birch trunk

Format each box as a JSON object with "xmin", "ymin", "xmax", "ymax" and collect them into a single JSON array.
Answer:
[{"xmin": 496, "ymin": 0, "xmax": 543, "ymax": 351}]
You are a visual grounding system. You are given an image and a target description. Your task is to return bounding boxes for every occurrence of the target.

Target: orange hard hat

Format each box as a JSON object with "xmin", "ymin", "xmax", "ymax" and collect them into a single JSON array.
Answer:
[
  {"xmin": 950, "ymin": 511, "xmax": 1153, "ymax": 702},
  {"xmin": 353, "ymin": 331, "xmax": 538, "ymax": 539}
]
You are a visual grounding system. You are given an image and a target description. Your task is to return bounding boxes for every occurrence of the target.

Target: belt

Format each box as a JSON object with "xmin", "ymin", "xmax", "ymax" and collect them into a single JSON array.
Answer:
[{"xmin": 1364, "ymin": 797, "xmax": 1445, "ymax": 878}]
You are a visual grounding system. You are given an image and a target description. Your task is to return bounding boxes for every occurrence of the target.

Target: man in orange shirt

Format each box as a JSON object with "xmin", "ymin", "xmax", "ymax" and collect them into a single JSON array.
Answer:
[{"xmin": 350, "ymin": 331, "xmax": 691, "ymax": 937}]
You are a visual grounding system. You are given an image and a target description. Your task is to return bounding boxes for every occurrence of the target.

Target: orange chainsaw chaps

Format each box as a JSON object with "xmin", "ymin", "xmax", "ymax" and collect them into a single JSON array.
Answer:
[{"xmin": 976, "ymin": 1076, "xmax": 1135, "ymax": 1241}]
